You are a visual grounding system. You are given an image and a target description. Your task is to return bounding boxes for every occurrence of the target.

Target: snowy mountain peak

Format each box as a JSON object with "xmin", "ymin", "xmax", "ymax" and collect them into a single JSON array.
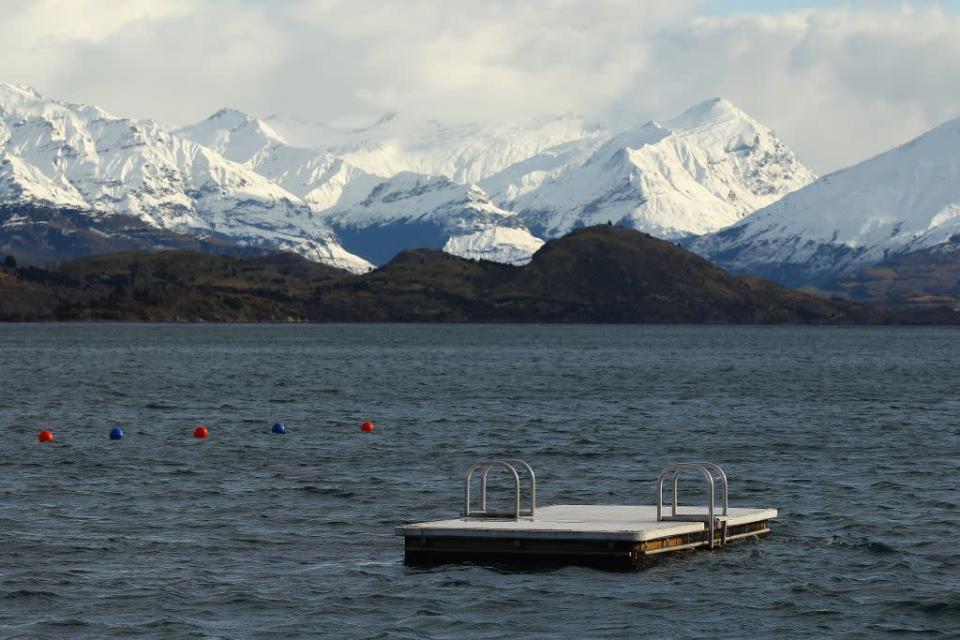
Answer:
[
  {"xmin": 0, "ymin": 83, "xmax": 46, "ymax": 112},
  {"xmin": 177, "ymin": 108, "xmax": 287, "ymax": 164},
  {"xmin": 211, "ymin": 106, "xmax": 251, "ymax": 121},
  {"xmin": 513, "ymin": 99, "xmax": 815, "ymax": 240},
  {"xmin": 667, "ymin": 97, "xmax": 753, "ymax": 131},
  {"xmin": 207, "ymin": 107, "xmax": 285, "ymax": 140},
  {"xmin": 0, "ymin": 83, "xmax": 117, "ymax": 127},
  {"xmin": 0, "ymin": 83, "xmax": 43, "ymax": 102}
]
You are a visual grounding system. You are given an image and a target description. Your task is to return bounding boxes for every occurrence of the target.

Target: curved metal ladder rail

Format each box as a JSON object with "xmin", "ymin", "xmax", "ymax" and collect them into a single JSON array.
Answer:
[
  {"xmin": 464, "ymin": 460, "xmax": 521, "ymax": 520},
  {"xmin": 463, "ymin": 459, "xmax": 536, "ymax": 520},
  {"xmin": 670, "ymin": 462, "xmax": 728, "ymax": 519},
  {"xmin": 656, "ymin": 462, "xmax": 729, "ymax": 549},
  {"xmin": 481, "ymin": 458, "xmax": 536, "ymax": 518},
  {"xmin": 683, "ymin": 462, "xmax": 728, "ymax": 548},
  {"xmin": 657, "ymin": 463, "xmax": 715, "ymax": 521}
]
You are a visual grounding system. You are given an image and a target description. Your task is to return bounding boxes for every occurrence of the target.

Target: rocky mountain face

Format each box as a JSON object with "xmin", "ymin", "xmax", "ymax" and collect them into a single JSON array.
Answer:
[
  {"xmin": 0, "ymin": 203, "xmax": 270, "ymax": 266},
  {"xmin": 691, "ymin": 115, "xmax": 960, "ymax": 286}
]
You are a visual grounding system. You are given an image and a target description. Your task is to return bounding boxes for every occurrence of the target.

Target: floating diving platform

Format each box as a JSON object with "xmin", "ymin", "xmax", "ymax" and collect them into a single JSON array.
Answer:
[{"xmin": 397, "ymin": 460, "xmax": 777, "ymax": 568}]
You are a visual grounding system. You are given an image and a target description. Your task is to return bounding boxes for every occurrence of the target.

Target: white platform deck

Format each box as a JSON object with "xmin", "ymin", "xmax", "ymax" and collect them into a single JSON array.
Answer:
[{"xmin": 397, "ymin": 504, "xmax": 778, "ymax": 542}]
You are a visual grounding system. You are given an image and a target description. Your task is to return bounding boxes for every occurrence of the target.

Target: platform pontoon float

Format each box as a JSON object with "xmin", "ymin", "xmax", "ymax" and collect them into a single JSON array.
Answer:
[{"xmin": 397, "ymin": 460, "xmax": 777, "ymax": 568}]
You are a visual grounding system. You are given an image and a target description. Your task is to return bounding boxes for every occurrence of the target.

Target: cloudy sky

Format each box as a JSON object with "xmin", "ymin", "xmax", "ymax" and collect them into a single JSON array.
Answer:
[{"xmin": 1, "ymin": 0, "xmax": 958, "ymax": 173}]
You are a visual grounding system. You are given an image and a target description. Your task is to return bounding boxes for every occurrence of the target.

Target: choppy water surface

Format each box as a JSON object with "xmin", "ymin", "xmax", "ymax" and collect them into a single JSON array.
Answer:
[{"xmin": 0, "ymin": 325, "xmax": 958, "ymax": 639}]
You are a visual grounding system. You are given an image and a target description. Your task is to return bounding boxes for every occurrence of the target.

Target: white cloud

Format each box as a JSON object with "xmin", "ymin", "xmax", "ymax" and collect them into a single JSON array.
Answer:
[
  {"xmin": 620, "ymin": 7, "xmax": 960, "ymax": 171},
  {"xmin": 0, "ymin": 1, "xmax": 957, "ymax": 172}
]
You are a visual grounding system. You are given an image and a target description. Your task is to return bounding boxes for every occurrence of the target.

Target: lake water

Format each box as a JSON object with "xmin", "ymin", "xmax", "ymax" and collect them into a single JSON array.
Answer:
[{"xmin": 0, "ymin": 325, "xmax": 958, "ymax": 639}]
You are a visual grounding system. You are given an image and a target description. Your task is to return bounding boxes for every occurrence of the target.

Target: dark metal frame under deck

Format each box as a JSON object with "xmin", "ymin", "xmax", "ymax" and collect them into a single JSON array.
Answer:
[{"xmin": 404, "ymin": 520, "xmax": 771, "ymax": 569}]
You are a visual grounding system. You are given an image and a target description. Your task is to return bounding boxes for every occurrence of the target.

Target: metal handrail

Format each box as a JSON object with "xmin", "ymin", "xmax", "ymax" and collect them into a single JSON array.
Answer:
[
  {"xmin": 657, "ymin": 462, "xmax": 728, "ymax": 549},
  {"xmin": 464, "ymin": 459, "xmax": 536, "ymax": 520}
]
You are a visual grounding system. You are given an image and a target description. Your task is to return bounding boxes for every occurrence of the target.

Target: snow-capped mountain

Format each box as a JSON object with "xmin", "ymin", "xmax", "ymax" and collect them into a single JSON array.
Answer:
[
  {"xmin": 4, "ymin": 84, "xmax": 822, "ymax": 273},
  {"xmin": 323, "ymin": 172, "xmax": 543, "ymax": 265},
  {"xmin": 512, "ymin": 98, "xmax": 816, "ymax": 240},
  {"xmin": 690, "ymin": 115, "xmax": 960, "ymax": 285},
  {"xmin": 0, "ymin": 84, "xmax": 371, "ymax": 272}
]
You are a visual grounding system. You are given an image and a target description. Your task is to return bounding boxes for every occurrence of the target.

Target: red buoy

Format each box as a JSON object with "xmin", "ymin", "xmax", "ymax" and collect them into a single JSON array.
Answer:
[
  {"xmin": 193, "ymin": 425, "xmax": 209, "ymax": 439},
  {"xmin": 360, "ymin": 421, "xmax": 375, "ymax": 433},
  {"xmin": 38, "ymin": 430, "xmax": 54, "ymax": 443}
]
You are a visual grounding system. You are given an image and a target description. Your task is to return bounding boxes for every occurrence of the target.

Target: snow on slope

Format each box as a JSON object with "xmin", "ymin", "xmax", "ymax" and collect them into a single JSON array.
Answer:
[
  {"xmin": 442, "ymin": 227, "xmax": 544, "ymax": 266},
  {"xmin": 477, "ymin": 134, "xmax": 608, "ymax": 205},
  {"xmin": 323, "ymin": 172, "xmax": 542, "ymax": 265},
  {"xmin": 176, "ymin": 107, "xmax": 288, "ymax": 162},
  {"xmin": 179, "ymin": 109, "xmax": 546, "ymax": 265},
  {"xmin": 262, "ymin": 111, "xmax": 607, "ymax": 185},
  {"xmin": 513, "ymin": 98, "xmax": 816, "ymax": 240},
  {"xmin": 177, "ymin": 109, "xmax": 382, "ymax": 213},
  {"xmin": 0, "ymin": 84, "xmax": 371, "ymax": 272},
  {"xmin": 690, "ymin": 116, "xmax": 960, "ymax": 285}
]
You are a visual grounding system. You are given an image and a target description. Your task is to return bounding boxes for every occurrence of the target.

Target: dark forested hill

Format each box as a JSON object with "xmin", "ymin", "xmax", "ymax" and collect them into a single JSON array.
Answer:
[{"xmin": 0, "ymin": 225, "xmax": 941, "ymax": 323}]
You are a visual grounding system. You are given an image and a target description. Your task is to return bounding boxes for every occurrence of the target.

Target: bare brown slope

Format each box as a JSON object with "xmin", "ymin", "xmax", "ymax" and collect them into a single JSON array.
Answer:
[{"xmin": 823, "ymin": 238, "xmax": 960, "ymax": 321}]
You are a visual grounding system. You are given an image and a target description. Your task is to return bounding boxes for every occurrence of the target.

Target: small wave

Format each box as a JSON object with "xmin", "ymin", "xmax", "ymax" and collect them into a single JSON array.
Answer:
[
  {"xmin": 296, "ymin": 485, "xmax": 357, "ymax": 498},
  {"xmin": 0, "ymin": 589, "xmax": 60, "ymax": 601},
  {"xmin": 891, "ymin": 593, "xmax": 960, "ymax": 617},
  {"xmin": 863, "ymin": 540, "xmax": 898, "ymax": 554},
  {"xmin": 828, "ymin": 535, "xmax": 898, "ymax": 554},
  {"xmin": 439, "ymin": 578, "xmax": 471, "ymax": 587}
]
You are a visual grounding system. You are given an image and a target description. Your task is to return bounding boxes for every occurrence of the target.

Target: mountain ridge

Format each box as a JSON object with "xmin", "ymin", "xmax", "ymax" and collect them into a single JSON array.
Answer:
[
  {"xmin": 512, "ymin": 98, "xmax": 816, "ymax": 240},
  {"xmin": 5, "ymin": 84, "xmax": 834, "ymax": 277},
  {"xmin": 177, "ymin": 97, "xmax": 816, "ymax": 248},
  {"xmin": 0, "ymin": 83, "xmax": 372, "ymax": 273},
  {"xmin": 691, "ymin": 113, "xmax": 960, "ymax": 285}
]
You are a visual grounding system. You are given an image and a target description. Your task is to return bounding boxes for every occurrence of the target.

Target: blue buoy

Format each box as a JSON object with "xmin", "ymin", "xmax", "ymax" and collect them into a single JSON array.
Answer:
[
  {"xmin": 109, "ymin": 427, "xmax": 125, "ymax": 440},
  {"xmin": 272, "ymin": 422, "xmax": 286, "ymax": 434}
]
